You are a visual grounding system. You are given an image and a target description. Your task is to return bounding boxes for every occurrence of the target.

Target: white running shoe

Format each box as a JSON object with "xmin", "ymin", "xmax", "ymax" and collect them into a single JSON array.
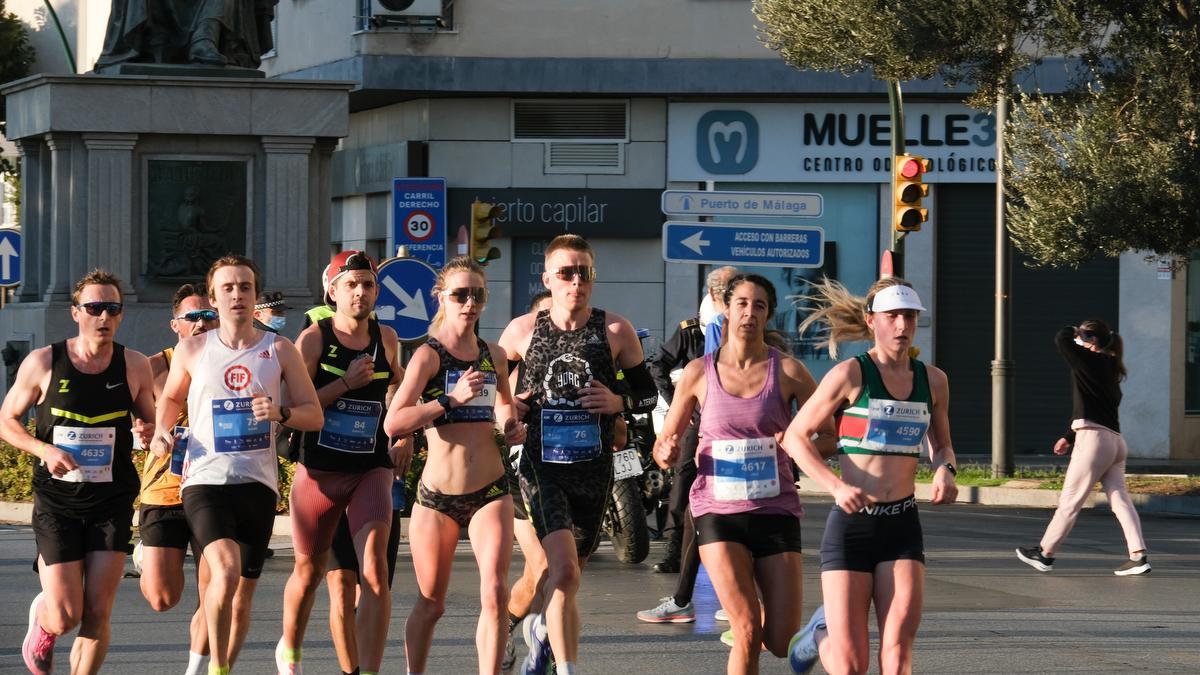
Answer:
[
  {"xmin": 637, "ymin": 597, "xmax": 695, "ymax": 623},
  {"xmin": 275, "ymin": 638, "xmax": 302, "ymax": 674},
  {"xmin": 714, "ymin": 607, "xmax": 729, "ymax": 622}
]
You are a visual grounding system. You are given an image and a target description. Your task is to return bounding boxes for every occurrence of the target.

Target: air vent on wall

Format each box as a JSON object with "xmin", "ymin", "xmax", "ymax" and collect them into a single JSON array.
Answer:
[
  {"xmin": 545, "ymin": 143, "xmax": 625, "ymax": 174},
  {"xmin": 514, "ymin": 100, "xmax": 629, "ymax": 174}
]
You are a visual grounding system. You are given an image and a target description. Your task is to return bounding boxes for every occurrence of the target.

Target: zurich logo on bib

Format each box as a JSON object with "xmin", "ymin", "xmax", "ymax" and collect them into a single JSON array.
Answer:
[{"xmin": 540, "ymin": 354, "xmax": 602, "ymax": 463}]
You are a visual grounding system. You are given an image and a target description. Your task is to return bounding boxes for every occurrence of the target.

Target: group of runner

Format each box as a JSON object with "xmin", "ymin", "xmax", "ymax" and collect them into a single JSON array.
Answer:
[{"xmin": 3, "ymin": 231, "xmax": 1144, "ymax": 675}]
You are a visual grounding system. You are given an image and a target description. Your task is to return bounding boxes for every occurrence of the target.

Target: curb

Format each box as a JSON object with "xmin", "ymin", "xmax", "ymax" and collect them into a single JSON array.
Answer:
[{"xmin": 795, "ymin": 477, "xmax": 1200, "ymax": 516}]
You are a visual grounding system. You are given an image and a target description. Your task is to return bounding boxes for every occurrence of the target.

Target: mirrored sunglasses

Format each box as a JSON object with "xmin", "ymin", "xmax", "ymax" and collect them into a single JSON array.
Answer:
[
  {"xmin": 552, "ymin": 265, "xmax": 597, "ymax": 282},
  {"xmin": 442, "ymin": 287, "xmax": 489, "ymax": 304},
  {"xmin": 175, "ymin": 309, "xmax": 218, "ymax": 323},
  {"xmin": 75, "ymin": 302, "xmax": 123, "ymax": 317}
]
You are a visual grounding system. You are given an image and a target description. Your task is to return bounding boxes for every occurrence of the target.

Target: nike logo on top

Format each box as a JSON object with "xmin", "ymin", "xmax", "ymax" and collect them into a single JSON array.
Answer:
[{"xmin": 105, "ymin": 382, "xmax": 124, "ymax": 390}]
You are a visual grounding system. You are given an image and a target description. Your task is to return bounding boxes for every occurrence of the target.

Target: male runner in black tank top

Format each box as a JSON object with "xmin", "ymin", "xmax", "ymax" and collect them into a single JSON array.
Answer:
[
  {"xmin": 281, "ymin": 250, "xmax": 405, "ymax": 675},
  {"xmin": 498, "ymin": 235, "xmax": 657, "ymax": 675},
  {"xmin": 0, "ymin": 270, "xmax": 156, "ymax": 675}
]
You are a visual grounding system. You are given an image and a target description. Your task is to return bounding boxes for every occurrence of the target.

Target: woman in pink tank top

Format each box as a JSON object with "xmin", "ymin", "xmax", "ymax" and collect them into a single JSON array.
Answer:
[{"xmin": 655, "ymin": 274, "xmax": 835, "ymax": 675}]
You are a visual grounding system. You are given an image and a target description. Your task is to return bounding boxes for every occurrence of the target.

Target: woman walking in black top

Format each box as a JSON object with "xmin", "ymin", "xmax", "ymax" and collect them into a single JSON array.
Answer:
[{"xmin": 1016, "ymin": 320, "xmax": 1150, "ymax": 576}]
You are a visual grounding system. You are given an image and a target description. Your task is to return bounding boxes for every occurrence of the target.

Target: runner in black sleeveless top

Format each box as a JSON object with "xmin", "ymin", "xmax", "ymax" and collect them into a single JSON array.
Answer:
[
  {"xmin": 1, "ymin": 271, "xmax": 155, "ymax": 675},
  {"xmin": 498, "ymin": 235, "xmax": 655, "ymax": 675}
]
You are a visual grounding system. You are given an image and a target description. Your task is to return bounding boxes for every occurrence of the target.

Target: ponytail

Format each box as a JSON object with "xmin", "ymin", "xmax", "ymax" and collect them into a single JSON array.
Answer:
[{"xmin": 797, "ymin": 277, "xmax": 915, "ymax": 359}]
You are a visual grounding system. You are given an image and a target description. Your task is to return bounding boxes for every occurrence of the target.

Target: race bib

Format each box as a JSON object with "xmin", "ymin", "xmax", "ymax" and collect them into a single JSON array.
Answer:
[
  {"xmin": 318, "ymin": 397, "xmax": 383, "ymax": 453},
  {"xmin": 540, "ymin": 408, "xmax": 601, "ymax": 463},
  {"xmin": 861, "ymin": 399, "xmax": 930, "ymax": 455},
  {"xmin": 51, "ymin": 426, "xmax": 115, "ymax": 483},
  {"xmin": 444, "ymin": 370, "xmax": 497, "ymax": 422},
  {"xmin": 170, "ymin": 426, "xmax": 189, "ymax": 476},
  {"xmin": 211, "ymin": 397, "xmax": 271, "ymax": 453},
  {"xmin": 711, "ymin": 436, "xmax": 780, "ymax": 501}
]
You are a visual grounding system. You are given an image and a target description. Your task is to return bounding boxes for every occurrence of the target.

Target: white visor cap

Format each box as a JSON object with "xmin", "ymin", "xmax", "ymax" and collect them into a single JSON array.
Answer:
[{"xmin": 869, "ymin": 285, "xmax": 927, "ymax": 313}]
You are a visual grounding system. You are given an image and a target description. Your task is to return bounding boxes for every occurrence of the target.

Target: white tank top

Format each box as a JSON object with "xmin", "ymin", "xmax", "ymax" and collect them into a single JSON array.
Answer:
[{"xmin": 181, "ymin": 330, "xmax": 282, "ymax": 495}]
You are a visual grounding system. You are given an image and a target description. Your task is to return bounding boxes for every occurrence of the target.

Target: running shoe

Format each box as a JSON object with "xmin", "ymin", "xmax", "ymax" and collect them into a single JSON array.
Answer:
[
  {"xmin": 714, "ymin": 608, "xmax": 729, "ymax": 622},
  {"xmin": 636, "ymin": 597, "xmax": 695, "ymax": 623},
  {"xmin": 501, "ymin": 628, "xmax": 518, "ymax": 673},
  {"xmin": 788, "ymin": 605, "xmax": 826, "ymax": 674},
  {"xmin": 1114, "ymin": 556, "xmax": 1151, "ymax": 576},
  {"xmin": 23, "ymin": 592, "xmax": 55, "ymax": 675},
  {"xmin": 275, "ymin": 638, "xmax": 302, "ymax": 674},
  {"xmin": 1016, "ymin": 546, "xmax": 1055, "ymax": 572},
  {"xmin": 720, "ymin": 629, "xmax": 734, "ymax": 647},
  {"xmin": 521, "ymin": 613, "xmax": 552, "ymax": 675},
  {"xmin": 652, "ymin": 556, "xmax": 681, "ymax": 574}
]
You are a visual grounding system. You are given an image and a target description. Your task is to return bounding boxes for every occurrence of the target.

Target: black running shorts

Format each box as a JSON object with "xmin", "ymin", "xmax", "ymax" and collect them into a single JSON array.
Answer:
[
  {"xmin": 327, "ymin": 509, "xmax": 403, "ymax": 588},
  {"xmin": 139, "ymin": 504, "xmax": 193, "ymax": 550},
  {"xmin": 820, "ymin": 495, "xmax": 925, "ymax": 572},
  {"xmin": 182, "ymin": 482, "xmax": 277, "ymax": 579},
  {"xmin": 519, "ymin": 456, "xmax": 612, "ymax": 559},
  {"xmin": 695, "ymin": 512, "xmax": 803, "ymax": 558},
  {"xmin": 31, "ymin": 494, "xmax": 133, "ymax": 565}
]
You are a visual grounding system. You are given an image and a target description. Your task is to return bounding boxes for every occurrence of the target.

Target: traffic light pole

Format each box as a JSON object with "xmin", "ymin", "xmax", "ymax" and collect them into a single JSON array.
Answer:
[{"xmin": 888, "ymin": 80, "xmax": 906, "ymax": 278}]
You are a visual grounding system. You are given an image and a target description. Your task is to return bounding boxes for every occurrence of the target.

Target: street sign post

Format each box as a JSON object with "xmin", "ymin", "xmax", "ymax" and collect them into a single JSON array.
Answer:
[
  {"xmin": 392, "ymin": 178, "xmax": 448, "ymax": 268},
  {"xmin": 661, "ymin": 190, "xmax": 822, "ymax": 218},
  {"xmin": 374, "ymin": 256, "xmax": 439, "ymax": 342},
  {"xmin": 661, "ymin": 221, "xmax": 824, "ymax": 268},
  {"xmin": 0, "ymin": 229, "xmax": 20, "ymax": 288}
]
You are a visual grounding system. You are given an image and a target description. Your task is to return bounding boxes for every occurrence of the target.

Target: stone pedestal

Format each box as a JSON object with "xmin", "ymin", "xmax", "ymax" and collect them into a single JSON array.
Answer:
[{"xmin": 0, "ymin": 74, "xmax": 351, "ymax": 396}]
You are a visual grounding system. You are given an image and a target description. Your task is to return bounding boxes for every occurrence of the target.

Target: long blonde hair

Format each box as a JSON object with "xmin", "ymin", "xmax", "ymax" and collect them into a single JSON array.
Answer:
[
  {"xmin": 797, "ymin": 277, "xmax": 915, "ymax": 358},
  {"xmin": 429, "ymin": 256, "xmax": 487, "ymax": 331}
]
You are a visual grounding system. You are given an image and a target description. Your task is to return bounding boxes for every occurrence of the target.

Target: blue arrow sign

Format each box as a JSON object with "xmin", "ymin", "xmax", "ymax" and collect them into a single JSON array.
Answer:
[
  {"xmin": 662, "ymin": 221, "xmax": 824, "ymax": 268},
  {"xmin": 392, "ymin": 178, "xmax": 447, "ymax": 268},
  {"xmin": 0, "ymin": 229, "xmax": 20, "ymax": 288},
  {"xmin": 374, "ymin": 257, "xmax": 439, "ymax": 342},
  {"xmin": 661, "ymin": 190, "xmax": 822, "ymax": 218}
]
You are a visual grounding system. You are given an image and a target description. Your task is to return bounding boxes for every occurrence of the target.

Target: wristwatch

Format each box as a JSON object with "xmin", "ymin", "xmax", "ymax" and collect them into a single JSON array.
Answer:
[
  {"xmin": 943, "ymin": 462, "xmax": 957, "ymax": 477},
  {"xmin": 436, "ymin": 394, "xmax": 453, "ymax": 412},
  {"xmin": 279, "ymin": 406, "xmax": 291, "ymax": 426}
]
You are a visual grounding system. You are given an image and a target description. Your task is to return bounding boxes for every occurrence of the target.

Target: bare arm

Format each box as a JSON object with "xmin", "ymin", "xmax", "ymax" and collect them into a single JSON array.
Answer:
[
  {"xmin": 779, "ymin": 355, "xmax": 837, "ymax": 458},
  {"xmin": 271, "ymin": 338, "xmax": 323, "ymax": 432},
  {"xmin": 498, "ymin": 313, "xmax": 536, "ymax": 419},
  {"xmin": 150, "ymin": 338, "xmax": 197, "ymax": 457},
  {"xmin": 125, "ymin": 349, "xmax": 158, "ymax": 447},
  {"xmin": 925, "ymin": 365, "xmax": 958, "ymax": 504},
  {"xmin": 652, "ymin": 358, "xmax": 704, "ymax": 469},
  {"xmin": 781, "ymin": 359, "xmax": 867, "ymax": 513},
  {"xmin": 490, "ymin": 341, "xmax": 527, "ymax": 446},
  {"xmin": 383, "ymin": 345, "xmax": 444, "ymax": 437},
  {"xmin": 295, "ymin": 324, "xmax": 352, "ymax": 410},
  {"xmin": 0, "ymin": 348, "xmax": 77, "ymax": 474}
]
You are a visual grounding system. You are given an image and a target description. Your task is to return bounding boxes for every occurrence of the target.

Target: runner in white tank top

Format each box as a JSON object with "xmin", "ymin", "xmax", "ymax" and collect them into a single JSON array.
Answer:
[
  {"xmin": 151, "ymin": 256, "xmax": 323, "ymax": 674},
  {"xmin": 182, "ymin": 329, "xmax": 283, "ymax": 492}
]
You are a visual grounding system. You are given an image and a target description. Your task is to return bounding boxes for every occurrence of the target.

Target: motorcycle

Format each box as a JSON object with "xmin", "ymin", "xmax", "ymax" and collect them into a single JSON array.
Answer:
[{"xmin": 602, "ymin": 329, "xmax": 672, "ymax": 564}]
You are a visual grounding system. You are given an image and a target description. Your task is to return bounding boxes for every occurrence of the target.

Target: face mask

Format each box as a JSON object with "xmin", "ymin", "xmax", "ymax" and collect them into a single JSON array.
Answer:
[{"xmin": 267, "ymin": 315, "xmax": 287, "ymax": 331}]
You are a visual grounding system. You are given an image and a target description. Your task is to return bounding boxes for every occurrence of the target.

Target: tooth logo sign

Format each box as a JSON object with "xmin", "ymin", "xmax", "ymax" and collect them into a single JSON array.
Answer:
[{"xmin": 696, "ymin": 110, "xmax": 759, "ymax": 174}]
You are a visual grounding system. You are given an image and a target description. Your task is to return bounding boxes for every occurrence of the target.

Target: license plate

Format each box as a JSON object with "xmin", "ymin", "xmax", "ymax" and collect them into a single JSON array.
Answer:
[{"xmin": 613, "ymin": 447, "xmax": 643, "ymax": 480}]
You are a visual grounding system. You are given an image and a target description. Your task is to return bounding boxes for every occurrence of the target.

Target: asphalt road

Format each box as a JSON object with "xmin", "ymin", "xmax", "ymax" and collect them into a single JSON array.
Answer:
[{"xmin": 2, "ymin": 499, "xmax": 1197, "ymax": 673}]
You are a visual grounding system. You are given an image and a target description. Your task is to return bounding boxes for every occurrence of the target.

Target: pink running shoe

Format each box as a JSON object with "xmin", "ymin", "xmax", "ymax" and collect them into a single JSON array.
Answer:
[{"xmin": 23, "ymin": 592, "xmax": 55, "ymax": 674}]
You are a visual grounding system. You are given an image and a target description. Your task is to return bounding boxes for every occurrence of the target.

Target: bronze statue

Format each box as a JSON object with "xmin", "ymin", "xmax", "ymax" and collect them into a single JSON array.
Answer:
[{"xmin": 95, "ymin": 0, "xmax": 279, "ymax": 71}]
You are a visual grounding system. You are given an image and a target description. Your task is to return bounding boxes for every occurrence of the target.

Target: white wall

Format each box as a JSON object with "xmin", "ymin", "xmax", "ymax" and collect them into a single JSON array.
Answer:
[{"xmin": 1119, "ymin": 251, "xmax": 1180, "ymax": 459}]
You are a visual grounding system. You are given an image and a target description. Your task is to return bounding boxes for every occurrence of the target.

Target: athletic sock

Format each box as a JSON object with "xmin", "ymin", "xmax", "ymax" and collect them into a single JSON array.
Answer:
[
  {"xmin": 207, "ymin": 665, "xmax": 230, "ymax": 675},
  {"xmin": 508, "ymin": 612, "xmax": 522, "ymax": 632},
  {"xmin": 559, "ymin": 663, "xmax": 577, "ymax": 674},
  {"xmin": 280, "ymin": 645, "xmax": 302, "ymax": 663},
  {"xmin": 184, "ymin": 651, "xmax": 206, "ymax": 675},
  {"xmin": 343, "ymin": 670, "xmax": 360, "ymax": 675}
]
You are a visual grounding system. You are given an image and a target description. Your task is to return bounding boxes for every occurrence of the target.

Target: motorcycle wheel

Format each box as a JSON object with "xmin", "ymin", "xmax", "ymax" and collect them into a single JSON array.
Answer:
[{"xmin": 607, "ymin": 477, "xmax": 649, "ymax": 564}]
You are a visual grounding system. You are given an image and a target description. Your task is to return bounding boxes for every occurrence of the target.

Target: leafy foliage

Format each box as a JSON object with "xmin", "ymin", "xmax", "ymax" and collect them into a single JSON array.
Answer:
[
  {"xmin": 1, "ymin": 1, "xmax": 36, "ymax": 177},
  {"xmin": 754, "ymin": 0, "xmax": 1200, "ymax": 266}
]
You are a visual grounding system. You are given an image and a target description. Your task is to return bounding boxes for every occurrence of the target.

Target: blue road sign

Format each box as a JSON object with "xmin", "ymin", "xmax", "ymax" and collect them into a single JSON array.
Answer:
[
  {"xmin": 392, "ymin": 178, "xmax": 447, "ymax": 268},
  {"xmin": 0, "ymin": 229, "xmax": 20, "ymax": 288},
  {"xmin": 661, "ymin": 190, "xmax": 823, "ymax": 218},
  {"xmin": 374, "ymin": 257, "xmax": 439, "ymax": 342},
  {"xmin": 662, "ymin": 221, "xmax": 824, "ymax": 268}
]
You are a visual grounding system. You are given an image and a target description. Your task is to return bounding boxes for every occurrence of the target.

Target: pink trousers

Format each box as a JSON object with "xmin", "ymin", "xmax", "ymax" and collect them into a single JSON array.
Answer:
[{"xmin": 1040, "ymin": 423, "xmax": 1146, "ymax": 556}]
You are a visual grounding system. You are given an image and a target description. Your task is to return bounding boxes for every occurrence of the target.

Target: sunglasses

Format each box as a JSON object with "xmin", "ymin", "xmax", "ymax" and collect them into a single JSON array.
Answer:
[
  {"xmin": 75, "ymin": 302, "xmax": 123, "ymax": 317},
  {"xmin": 175, "ymin": 309, "xmax": 218, "ymax": 323},
  {"xmin": 442, "ymin": 287, "xmax": 489, "ymax": 304},
  {"xmin": 551, "ymin": 265, "xmax": 597, "ymax": 282}
]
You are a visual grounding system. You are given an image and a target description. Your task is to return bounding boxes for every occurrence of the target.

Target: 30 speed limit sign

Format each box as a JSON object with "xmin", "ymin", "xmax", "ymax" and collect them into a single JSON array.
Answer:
[{"xmin": 405, "ymin": 211, "xmax": 434, "ymax": 242}]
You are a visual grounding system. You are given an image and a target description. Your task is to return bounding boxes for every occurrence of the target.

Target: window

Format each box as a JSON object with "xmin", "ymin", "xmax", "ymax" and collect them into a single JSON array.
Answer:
[{"xmin": 1185, "ymin": 251, "xmax": 1200, "ymax": 412}]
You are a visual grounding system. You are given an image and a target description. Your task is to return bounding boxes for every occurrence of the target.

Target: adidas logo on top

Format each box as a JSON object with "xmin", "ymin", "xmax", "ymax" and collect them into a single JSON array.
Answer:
[{"xmin": 258, "ymin": 349, "xmax": 271, "ymax": 359}]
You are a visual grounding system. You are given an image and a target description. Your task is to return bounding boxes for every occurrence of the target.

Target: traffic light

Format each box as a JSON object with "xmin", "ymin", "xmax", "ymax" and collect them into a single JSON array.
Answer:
[
  {"xmin": 894, "ymin": 154, "xmax": 930, "ymax": 232},
  {"xmin": 469, "ymin": 200, "xmax": 504, "ymax": 265}
]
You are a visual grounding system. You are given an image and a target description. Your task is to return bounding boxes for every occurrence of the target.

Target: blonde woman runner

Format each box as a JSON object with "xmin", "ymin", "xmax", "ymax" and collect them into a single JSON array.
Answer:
[
  {"xmin": 783, "ymin": 278, "xmax": 958, "ymax": 675},
  {"xmin": 384, "ymin": 256, "xmax": 525, "ymax": 675}
]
